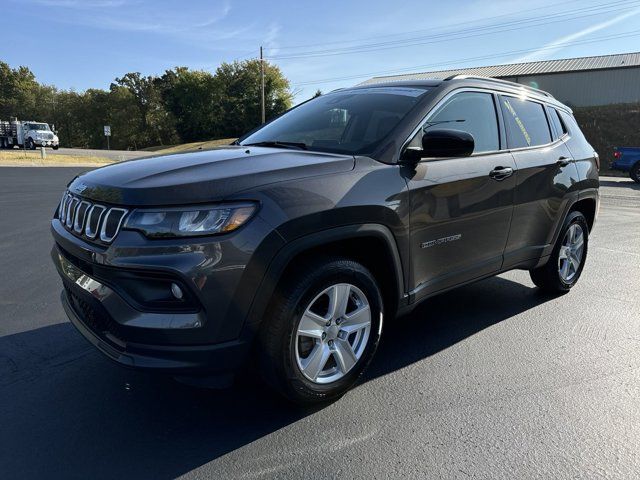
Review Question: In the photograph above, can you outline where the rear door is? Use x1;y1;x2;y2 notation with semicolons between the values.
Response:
406;90;517;301
499;95;580;268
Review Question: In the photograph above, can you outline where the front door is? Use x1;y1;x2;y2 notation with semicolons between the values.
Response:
406;91;516;301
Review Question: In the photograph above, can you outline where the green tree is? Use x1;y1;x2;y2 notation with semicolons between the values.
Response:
0;62;41;119
158;67;223;142
0;57;292;150
112;72;178;147
213;59;292;137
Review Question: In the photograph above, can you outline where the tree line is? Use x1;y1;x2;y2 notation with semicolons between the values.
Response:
0;59;293;150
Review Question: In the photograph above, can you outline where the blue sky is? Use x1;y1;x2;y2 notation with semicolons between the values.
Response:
4;0;640;102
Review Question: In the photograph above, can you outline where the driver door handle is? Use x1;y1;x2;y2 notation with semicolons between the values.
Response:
557;156;571;167
489;166;514;181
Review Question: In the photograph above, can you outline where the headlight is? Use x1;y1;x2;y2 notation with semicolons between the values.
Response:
123;203;257;238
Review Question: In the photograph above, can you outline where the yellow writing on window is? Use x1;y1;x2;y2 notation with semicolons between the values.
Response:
503;99;531;146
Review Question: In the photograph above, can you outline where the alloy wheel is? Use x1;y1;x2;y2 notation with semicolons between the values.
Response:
558;223;585;282
295;283;371;384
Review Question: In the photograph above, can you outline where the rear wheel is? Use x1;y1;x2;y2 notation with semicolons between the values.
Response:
530;211;589;293
630;162;640;183
257;258;383;404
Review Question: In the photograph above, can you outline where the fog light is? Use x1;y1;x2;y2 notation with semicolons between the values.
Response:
170;283;184;300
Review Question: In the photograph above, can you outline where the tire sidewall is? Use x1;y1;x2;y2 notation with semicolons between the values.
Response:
631;163;640;183
282;261;383;402
554;211;589;290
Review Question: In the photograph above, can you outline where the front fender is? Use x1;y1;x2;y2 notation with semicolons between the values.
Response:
240;223;406;336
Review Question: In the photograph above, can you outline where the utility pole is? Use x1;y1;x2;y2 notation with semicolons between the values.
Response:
260;46;265;124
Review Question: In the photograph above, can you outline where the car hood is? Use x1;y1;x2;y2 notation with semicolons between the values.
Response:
68;146;355;206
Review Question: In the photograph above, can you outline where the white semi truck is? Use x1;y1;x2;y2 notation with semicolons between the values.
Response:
0;118;60;150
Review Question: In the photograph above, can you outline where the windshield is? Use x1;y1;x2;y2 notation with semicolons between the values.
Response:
26;123;50;131
240;86;431;155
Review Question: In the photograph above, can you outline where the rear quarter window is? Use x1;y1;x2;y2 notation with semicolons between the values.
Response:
548;108;567;140
500;96;552;149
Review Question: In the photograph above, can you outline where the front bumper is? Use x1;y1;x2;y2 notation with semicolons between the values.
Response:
56;248;252;374
35;139;59;147
51;208;284;374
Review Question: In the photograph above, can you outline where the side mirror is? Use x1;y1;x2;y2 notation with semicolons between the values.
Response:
403;129;475;162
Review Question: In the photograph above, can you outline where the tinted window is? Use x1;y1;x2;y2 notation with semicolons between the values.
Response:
548;108;567;140
500;97;552;148
240;86;430;155
558;110;588;143
410;91;499;153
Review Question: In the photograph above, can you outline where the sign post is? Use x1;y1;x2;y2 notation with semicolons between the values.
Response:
104;125;111;150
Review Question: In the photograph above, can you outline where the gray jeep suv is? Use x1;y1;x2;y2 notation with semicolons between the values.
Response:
51;76;599;404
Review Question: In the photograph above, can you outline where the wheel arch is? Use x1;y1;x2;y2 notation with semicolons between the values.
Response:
243;224;407;335
570;196;597;232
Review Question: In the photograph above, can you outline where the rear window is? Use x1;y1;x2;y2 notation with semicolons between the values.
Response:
500;96;552;148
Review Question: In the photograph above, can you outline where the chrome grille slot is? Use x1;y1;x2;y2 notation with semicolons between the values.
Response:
74;201;91;233
100;208;128;243
85;204;106;239
59;193;67;219
65;197;79;228
57;190;128;244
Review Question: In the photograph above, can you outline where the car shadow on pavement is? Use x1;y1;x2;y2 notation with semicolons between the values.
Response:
0;275;555;479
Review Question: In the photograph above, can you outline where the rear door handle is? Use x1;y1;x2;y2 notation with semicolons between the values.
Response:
557;156;571;167
489;166;514;181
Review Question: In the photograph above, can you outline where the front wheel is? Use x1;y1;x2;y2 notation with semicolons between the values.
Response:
630;163;640;184
26;138;35;150
257;258;383;404
530;211;589;293
52;145;59;150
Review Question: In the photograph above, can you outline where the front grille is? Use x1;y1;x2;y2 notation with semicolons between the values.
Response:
58;191;128;244
65;285;125;344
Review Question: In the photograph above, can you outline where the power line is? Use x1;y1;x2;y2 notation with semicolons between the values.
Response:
291;30;640;87
267;0;640;59
264;0;590;51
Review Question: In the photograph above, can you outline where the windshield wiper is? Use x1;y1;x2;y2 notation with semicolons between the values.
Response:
244;141;308;150
423;119;466;129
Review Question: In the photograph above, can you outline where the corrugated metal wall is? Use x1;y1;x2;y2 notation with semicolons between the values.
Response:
502;68;640;107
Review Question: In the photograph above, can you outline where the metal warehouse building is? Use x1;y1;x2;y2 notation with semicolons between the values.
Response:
361;52;640;107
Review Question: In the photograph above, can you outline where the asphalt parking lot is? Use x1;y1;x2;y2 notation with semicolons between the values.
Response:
1;168;639;479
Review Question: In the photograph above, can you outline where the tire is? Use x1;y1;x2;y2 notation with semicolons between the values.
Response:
630;162;640;184
257;257;383;404
530;211;589;293
52;145;59;150
27;138;35;150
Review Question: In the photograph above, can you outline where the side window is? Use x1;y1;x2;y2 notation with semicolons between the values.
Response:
558;110;588;143
500;96;552;148
548;108;567;140
410;91;500;153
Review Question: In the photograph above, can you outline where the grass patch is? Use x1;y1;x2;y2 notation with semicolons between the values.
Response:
143;138;236;155
0;151;112;167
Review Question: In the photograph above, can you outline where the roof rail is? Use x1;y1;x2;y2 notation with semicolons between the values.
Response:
443;75;554;98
